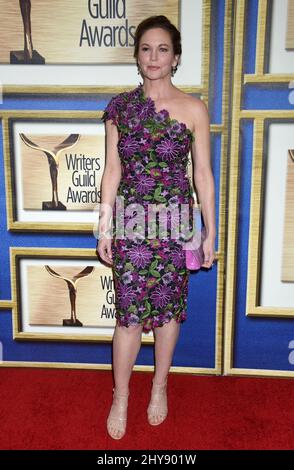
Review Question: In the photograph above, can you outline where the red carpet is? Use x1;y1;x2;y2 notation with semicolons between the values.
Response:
0;368;293;450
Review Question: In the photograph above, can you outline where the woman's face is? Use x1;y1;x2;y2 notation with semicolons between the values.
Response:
137;27;179;80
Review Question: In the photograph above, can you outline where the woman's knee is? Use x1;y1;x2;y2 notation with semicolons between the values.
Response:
116;323;143;335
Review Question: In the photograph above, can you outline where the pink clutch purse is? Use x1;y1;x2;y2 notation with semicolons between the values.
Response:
185;227;206;270
185;207;206;270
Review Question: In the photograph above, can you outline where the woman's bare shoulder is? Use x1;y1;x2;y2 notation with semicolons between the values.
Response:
174;86;206;107
173;88;209;128
179;90;208;111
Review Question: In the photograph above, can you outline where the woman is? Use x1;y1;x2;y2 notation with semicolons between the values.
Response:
97;15;216;440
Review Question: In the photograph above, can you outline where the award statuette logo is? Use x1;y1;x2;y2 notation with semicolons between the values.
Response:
10;0;45;64
20;133;80;210
45;265;95;327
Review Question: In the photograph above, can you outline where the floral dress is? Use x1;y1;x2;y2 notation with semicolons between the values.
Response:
101;82;195;333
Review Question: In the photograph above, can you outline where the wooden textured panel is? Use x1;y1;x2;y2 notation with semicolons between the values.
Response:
27;264;116;327
286;0;294;49
20;134;103;210
281;150;294;281
0;0;178;63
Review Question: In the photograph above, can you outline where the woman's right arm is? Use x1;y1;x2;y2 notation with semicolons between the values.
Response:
96;118;122;265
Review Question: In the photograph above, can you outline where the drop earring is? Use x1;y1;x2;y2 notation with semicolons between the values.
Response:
137;63;142;75
171;64;178;77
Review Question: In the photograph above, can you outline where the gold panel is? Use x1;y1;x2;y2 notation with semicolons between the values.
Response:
282;150;294;281
286;0;294;49
21;134;103;211
2;111;105;232
0;0;178;64
10;246;154;344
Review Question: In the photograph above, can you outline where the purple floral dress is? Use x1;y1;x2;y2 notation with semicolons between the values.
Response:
101;82;195;333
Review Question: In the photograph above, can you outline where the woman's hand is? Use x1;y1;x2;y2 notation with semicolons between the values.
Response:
202;235;215;269
96;238;113;266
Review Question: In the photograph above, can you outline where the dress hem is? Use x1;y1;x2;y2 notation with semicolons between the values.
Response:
115;310;187;334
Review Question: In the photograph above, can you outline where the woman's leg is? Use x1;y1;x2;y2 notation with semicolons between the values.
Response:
113;323;143;392
148;318;180;425
153;318;180;383
107;323;143;439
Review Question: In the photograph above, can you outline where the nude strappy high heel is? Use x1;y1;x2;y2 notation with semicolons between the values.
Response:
107;388;129;440
147;378;168;426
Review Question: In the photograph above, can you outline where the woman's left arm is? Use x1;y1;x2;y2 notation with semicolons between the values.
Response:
190;98;216;268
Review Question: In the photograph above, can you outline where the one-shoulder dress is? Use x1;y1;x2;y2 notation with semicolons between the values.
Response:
101;82;195;333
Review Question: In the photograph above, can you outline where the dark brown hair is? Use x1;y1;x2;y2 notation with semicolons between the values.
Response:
133;15;182;63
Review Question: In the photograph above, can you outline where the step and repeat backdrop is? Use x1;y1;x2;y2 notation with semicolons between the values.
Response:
0;0;292;378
